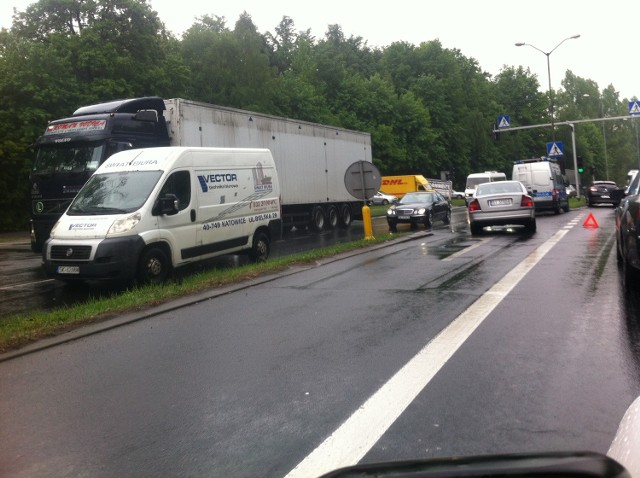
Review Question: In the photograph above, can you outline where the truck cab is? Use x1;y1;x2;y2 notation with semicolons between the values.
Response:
29;97;170;252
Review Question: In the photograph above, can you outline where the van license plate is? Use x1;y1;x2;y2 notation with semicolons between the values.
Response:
57;266;79;274
601;194;610;198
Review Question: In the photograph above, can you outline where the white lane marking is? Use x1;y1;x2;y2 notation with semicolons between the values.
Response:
442;238;491;262
0;279;55;291
284;229;569;478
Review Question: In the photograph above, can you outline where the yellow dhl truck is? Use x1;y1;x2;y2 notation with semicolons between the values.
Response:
380;175;431;199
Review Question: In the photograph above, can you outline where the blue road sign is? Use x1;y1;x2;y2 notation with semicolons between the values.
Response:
497;115;510;128
546;141;564;158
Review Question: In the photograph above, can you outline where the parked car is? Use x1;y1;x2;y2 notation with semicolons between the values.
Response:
616;172;640;284
386;191;451;232
587;180;624;207
467;180;536;235
369;191;398;206
566;184;577;198
452;190;465;200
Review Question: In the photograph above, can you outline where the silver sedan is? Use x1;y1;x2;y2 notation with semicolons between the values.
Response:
467;180;536;235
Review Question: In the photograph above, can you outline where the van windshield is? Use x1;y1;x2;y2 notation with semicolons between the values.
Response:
466;177;489;189
67;171;163;215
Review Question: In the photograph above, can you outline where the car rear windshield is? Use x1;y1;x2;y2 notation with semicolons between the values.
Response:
477;182;522;195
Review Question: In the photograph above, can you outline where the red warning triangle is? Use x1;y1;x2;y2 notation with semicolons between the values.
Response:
583;213;599;228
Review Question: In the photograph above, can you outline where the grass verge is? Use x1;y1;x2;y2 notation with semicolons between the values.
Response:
0;234;402;353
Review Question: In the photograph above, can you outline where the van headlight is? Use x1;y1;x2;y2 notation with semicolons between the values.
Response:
108;212;141;234
49;221;60;238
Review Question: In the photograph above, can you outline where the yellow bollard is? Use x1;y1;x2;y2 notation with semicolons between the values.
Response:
362;204;374;240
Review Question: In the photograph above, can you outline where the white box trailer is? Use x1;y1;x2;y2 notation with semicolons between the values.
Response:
163;98;373;230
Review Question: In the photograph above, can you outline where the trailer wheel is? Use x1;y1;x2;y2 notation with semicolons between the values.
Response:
137;247;170;284
326;205;339;229
338;204;352;228
249;231;270;262
310;206;325;231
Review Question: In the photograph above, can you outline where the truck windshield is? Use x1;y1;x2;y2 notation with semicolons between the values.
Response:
32;142;105;175
68;171;163;215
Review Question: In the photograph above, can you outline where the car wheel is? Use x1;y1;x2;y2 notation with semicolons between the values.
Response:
470;223;483;236
249;231;270;262
443;208;451;225
524;218;537;233
137;246;170;284
616;236;623;263
424;210;433;229
382;199;389;205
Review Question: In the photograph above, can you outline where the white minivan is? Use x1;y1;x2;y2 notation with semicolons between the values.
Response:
512;157;569;214
43;147;282;283
464;171;507;204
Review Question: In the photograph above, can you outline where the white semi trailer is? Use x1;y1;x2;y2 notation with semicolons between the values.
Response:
163;98;373;231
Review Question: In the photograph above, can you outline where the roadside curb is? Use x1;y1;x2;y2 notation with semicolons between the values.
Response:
0;230;430;362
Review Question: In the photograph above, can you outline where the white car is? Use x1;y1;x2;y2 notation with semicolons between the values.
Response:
369;191;398;205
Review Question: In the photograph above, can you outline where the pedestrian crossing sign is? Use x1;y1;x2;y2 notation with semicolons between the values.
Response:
497;115;510;128
546;141;564;158
629;101;640;116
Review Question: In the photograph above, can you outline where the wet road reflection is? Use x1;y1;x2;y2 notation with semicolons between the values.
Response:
2;214;459;318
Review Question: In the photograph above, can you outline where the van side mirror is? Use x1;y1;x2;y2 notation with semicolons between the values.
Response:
153;194;179;216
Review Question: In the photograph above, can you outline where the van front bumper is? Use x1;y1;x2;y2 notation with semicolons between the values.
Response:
43;235;146;281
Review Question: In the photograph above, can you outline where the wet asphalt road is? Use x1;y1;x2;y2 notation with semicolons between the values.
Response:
1;206;640;477
0;212;462;319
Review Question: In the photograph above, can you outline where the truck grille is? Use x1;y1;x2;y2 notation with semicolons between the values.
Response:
50;245;92;260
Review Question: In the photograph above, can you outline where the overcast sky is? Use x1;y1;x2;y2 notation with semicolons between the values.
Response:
2;0;638;102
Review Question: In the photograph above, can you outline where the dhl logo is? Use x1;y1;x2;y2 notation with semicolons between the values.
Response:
381;179;407;185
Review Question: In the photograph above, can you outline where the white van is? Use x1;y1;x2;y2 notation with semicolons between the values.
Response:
512;157;569;214
43;147;282;283
464;171;507;204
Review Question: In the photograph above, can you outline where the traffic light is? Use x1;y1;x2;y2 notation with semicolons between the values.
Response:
577;156;584;174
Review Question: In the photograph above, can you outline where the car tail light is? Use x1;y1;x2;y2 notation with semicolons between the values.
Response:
521;196;534;208
468;199;481;211
552;188;557;200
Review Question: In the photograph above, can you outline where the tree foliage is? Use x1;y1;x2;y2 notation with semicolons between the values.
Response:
0;0;637;231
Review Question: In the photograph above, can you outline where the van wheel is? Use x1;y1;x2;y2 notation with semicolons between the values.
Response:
310;206;325;231
326;205;339;229
137;247;170;284
249;232;270;262
339;204;352;228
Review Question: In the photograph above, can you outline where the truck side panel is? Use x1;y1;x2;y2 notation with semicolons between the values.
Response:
164;98;372;206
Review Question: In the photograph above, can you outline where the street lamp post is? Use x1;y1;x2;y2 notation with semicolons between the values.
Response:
583;93;609;180
515;35;581;142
